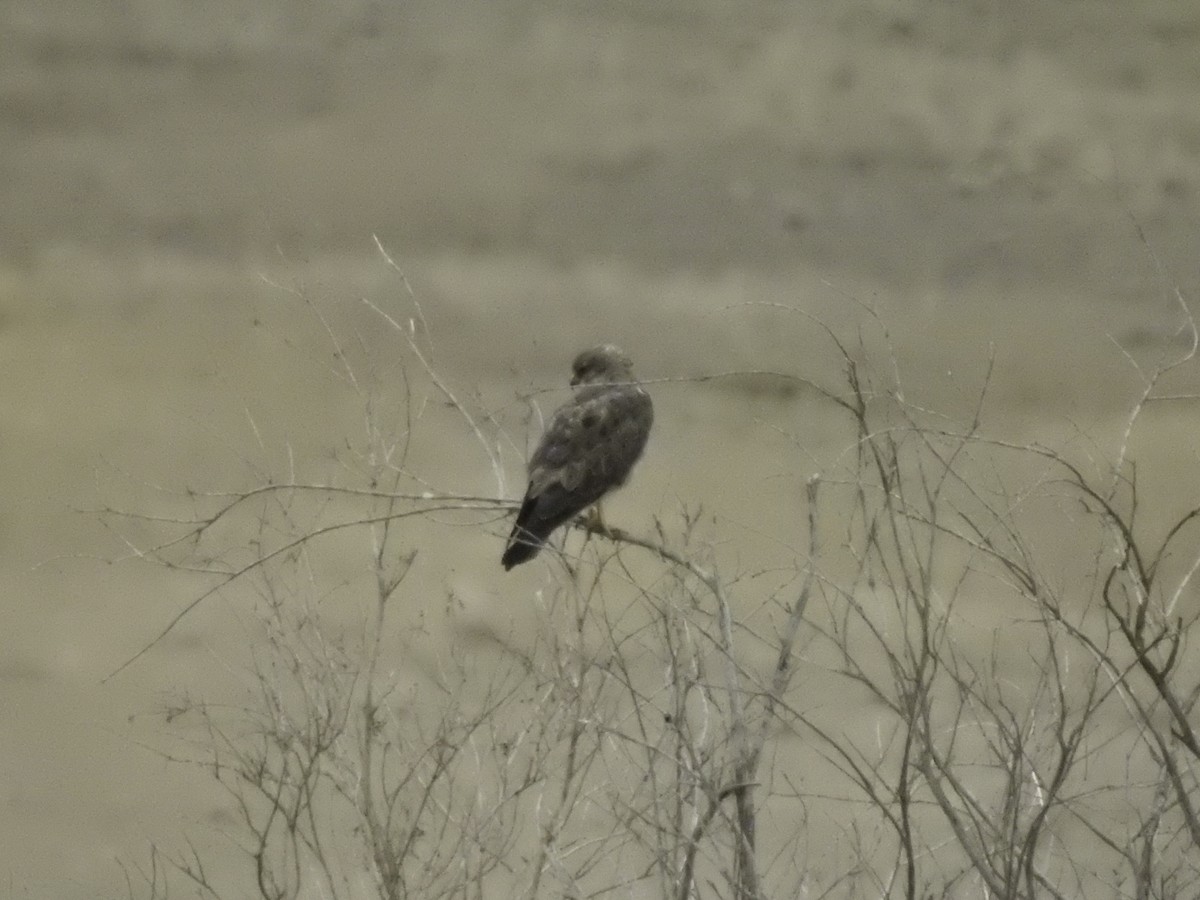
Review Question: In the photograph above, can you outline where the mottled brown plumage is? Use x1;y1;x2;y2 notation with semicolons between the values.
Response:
502;345;653;569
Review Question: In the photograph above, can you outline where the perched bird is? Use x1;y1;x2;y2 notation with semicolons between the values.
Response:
502;344;653;570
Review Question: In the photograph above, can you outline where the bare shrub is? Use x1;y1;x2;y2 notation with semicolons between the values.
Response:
112;247;1200;899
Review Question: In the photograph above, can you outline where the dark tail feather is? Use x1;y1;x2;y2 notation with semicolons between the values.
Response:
502;495;549;570
501;530;544;569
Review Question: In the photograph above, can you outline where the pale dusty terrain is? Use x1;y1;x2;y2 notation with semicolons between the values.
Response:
2;1;1200;896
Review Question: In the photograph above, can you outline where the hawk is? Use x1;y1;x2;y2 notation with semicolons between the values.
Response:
502;344;653;570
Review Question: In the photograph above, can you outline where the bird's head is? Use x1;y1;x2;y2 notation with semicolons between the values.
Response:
570;344;635;386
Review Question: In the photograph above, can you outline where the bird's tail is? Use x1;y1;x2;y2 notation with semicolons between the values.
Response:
502;495;550;570
501;529;543;569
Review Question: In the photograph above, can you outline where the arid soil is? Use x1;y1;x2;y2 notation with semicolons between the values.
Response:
2;1;1200;895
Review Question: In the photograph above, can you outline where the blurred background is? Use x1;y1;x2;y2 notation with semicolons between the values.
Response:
2;0;1199;895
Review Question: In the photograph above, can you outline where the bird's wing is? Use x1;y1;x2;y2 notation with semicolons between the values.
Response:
503;383;651;569
527;385;652;514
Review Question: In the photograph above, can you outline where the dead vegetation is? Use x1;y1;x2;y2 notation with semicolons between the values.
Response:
111;248;1200;899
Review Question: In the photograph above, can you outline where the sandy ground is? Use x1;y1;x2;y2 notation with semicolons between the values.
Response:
2;0;1200;895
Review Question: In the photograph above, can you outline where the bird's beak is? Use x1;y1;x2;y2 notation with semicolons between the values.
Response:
569;374;581;387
